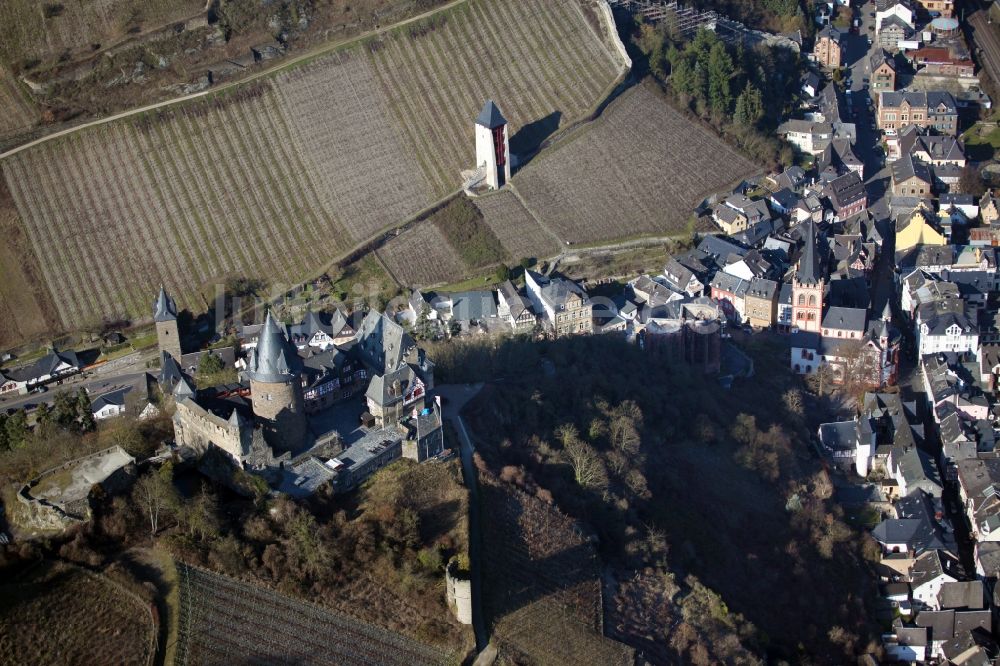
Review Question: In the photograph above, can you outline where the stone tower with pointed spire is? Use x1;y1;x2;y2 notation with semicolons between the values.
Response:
245;312;308;453
475;100;510;190
153;286;182;361
792;220;825;333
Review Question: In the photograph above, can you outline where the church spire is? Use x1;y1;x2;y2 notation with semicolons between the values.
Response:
796;220;823;286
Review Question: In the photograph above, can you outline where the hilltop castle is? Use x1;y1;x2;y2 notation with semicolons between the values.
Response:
156;287;442;494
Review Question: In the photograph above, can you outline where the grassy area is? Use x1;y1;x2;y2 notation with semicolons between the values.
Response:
431;195;508;269
435;272;504;293
329;254;400;308
962;123;1000;162
559;243;677;283
0;561;154;665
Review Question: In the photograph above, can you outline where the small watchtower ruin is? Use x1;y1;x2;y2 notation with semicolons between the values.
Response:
475;100;511;190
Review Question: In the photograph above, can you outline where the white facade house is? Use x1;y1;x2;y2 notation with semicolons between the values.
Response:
90;387;131;421
918;312;978;356
910;551;960;610
496;281;536;331
475;100;511;190
876;3;914;32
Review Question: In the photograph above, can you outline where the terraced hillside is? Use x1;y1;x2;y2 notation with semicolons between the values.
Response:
0;562;155;665
0;0;623;340
0;68;37;141
175;563;452;666
515;82;758;244
0;0;203;70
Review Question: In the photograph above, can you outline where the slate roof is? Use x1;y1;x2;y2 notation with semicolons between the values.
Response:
822;306;867;333
476;100;507;129
796;220;823;286
286;311;333;343
922;310;976;337
448;290;498;322
910;550;961;591
90;386;131;413
899;126;966;163
746;277;778;300
826;171;866;211
365;364;418;408
771;187;799;211
779;281;793;306
892;152;932;185
528;271;590;311
698;235;747;260
355;310;417;374
869;48;897;71
498;280;532;320
153;285;177;323
709;271;749;297
818;420;858;453
790;330;820;350
879;90;958;115
938;581;985;610
244;311;302;383
772;166;807;191
17;348;82;383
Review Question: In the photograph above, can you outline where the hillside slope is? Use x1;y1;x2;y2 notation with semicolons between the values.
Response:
0;0;623;341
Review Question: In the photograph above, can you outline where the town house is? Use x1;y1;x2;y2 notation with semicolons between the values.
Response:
878;91;959;136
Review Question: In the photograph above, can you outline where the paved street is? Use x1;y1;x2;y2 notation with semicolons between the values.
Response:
0;371;148;414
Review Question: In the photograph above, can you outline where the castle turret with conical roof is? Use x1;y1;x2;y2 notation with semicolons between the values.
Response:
246;312;308;453
153;286;182;360
475;99;511;190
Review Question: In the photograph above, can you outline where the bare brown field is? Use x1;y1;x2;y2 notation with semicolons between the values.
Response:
478;472;633;664
0;67;37;140
0;179;57;348
515;82;758;244
472;190;562;262
377;223;468;287
0;561;154;665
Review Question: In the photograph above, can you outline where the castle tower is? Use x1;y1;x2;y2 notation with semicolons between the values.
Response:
153;286;182;361
475;100;511;190
245;312;308;453
792;220;825;333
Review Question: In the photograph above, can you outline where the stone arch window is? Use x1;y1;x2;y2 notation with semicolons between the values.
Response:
808;295;817;306
798;294;806;305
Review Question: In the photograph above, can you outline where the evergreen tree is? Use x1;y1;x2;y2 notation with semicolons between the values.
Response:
707;42;734;116
52;390;78;430
5;409;28;450
734;83;764;127
34;402;51;427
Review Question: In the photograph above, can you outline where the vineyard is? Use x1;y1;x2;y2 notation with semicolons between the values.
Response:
0;0;623;336
472;190;562;263
478;472;632;664
0;68;36;140
175;563;452;666
515;82;758;244
0;562;155;665
378;223;469;287
368;0;621;193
